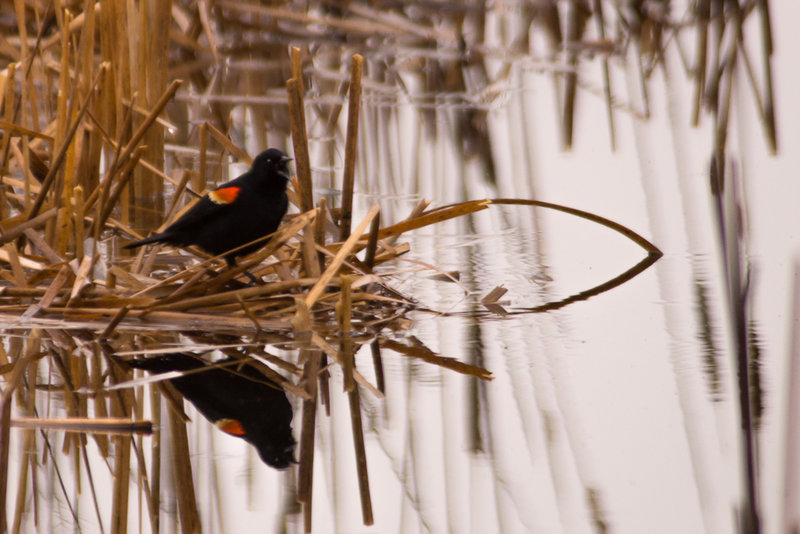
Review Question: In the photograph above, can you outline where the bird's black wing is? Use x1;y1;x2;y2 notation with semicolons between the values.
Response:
155;177;247;243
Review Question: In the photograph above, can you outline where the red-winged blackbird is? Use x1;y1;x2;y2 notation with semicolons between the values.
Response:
124;148;292;267
126;353;296;469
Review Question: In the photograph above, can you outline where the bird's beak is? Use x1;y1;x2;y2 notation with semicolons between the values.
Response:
281;156;293;164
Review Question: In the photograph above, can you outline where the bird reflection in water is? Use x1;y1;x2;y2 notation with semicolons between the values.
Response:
127;353;296;469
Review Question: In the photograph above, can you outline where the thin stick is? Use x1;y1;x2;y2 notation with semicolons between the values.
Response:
0;207;59;245
10;417;153;435
314;197;327;272
100;305;130;338
168;406;201;533
199;122;208;190
339;54;363;240
0;342;36;533
287;50;313;213
204;122;250;163
294;297;318;532
364;210;380;269
337;275;354;392
489;198;661;254
348;382;373;525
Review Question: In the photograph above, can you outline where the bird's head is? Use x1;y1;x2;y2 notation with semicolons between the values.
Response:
253;148;292;182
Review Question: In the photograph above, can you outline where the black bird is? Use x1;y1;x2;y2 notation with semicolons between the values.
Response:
124;148;292;267
127;353;296;469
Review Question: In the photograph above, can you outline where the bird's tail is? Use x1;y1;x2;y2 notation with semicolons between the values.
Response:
122;232;169;249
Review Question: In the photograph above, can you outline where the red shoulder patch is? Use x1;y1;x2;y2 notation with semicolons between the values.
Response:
208;186;240;205
216;418;246;436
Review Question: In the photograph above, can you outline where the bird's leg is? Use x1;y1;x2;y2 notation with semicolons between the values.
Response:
226;257;260;286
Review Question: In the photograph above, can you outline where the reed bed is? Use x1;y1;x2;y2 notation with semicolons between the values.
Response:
0;45;496;534
0;1;777;533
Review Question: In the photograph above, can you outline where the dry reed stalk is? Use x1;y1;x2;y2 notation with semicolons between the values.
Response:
3;242;26;287
301;225;321;278
0;397;9;534
709;161;760;530
73;186;85;262
11;352;39;532
363;210;381;269
0;65;17;196
294;297;318;531
0;121;53;142
288;48;313;213
28;64;107;219
310;334;382;399
204;122;251;163
230;356;309;400
198;122;208;191
68;254;94;302
489;198;662;254
561;0;589;149
90;344;111;457
22;227;64;266
236;294;263;330
322;200;488;249
168;407;201;534
11;406;33;532
758;1;777;152
101;305;130;339
6;141;34;206
162;169;193;227
314;197;327;271
0;208;58;245
0;287;50;298
216;0;408;37
590;0;616;149
40;3;101;49
9;417;153;435
369;340;385;395
88;104;132;242
337;275;355;392
339;54;363;241
21;263;71;319
96;145;148;230
83;115;187;193
348;376;373;525
0;334;33;533
381;339;493;380
148;386;161;534
323;0;457;41
336;274;374;523
96;78;183;231
152;268;214;301
55;10;72;149
67;308;294;332
305;205;380;309
692;0;710;126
